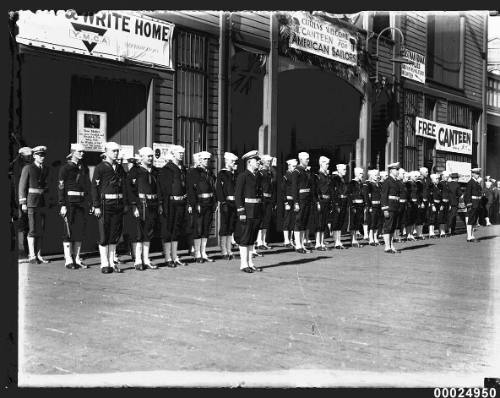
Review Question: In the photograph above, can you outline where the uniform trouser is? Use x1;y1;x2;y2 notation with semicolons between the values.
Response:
428;206;439;227
349;204;365;232
28;207;47;238
315;200;331;233
161;200;186;242
282;201;295;231
369;206;383;231
219;202;237;236
97;204;124;245
134;203;158;242
406;201;418;226
438;203;449;226
294;200;312;231
234;218;261;246
260;199;273;229
396;202;407;230
467;205;480;226
194;204;213;239
331;200;347;231
62;203;86;242
383;210;398;234
448;206;458;233
417;201;428;225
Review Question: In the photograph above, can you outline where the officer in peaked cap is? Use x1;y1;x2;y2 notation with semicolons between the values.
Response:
256;154;276;251
91;141;128;274
127;146;160;271
281;158;298;249
187;150;216;263
18;145;50;264
58;143;91;269
380;162;401;254
314;156;331;251
158;145;188;267
464;167;482;242
234;150;263;273
331;163;348;249
216;152;239;260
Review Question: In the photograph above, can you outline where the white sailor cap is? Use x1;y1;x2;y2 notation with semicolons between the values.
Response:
171;145;185;153
138;147;154;157
379;171;388;177
298;152;309;159
32;145;47;154
242;150;260;161
198;151;212;159
104;142;120;151
286;158;298;166
419;166;428;173
224;152;238;161
354;167;364;174
319;156;330;163
471;167;481;174
388;162;400;170
368;169;379;176
430;173;439;180
70;143;85;152
18;147;32;156
441;170;450;176
336;163;346;170
261;154;273;162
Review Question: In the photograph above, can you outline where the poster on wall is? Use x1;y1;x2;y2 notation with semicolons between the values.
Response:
446;160;471;183
153;142;175;168
77;110;107;152
119;145;134;163
16;10;174;69
401;48;426;84
415;117;472;155
288;12;358;66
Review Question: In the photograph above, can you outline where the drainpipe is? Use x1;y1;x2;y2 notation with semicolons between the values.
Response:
479;12;488;176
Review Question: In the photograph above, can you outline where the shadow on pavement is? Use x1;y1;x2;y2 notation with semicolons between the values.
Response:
476;235;499;242
261;255;331;269
399;243;434;252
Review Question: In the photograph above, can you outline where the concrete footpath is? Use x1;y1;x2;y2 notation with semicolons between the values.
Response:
18;226;500;387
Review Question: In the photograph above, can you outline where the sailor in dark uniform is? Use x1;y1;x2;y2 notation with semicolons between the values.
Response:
428;173;441;239
331;163;348;249
280;158;297;248
187;150;216;263
216;152;238;260
291;152;314;254
18;145;50;264
447;172;462;235
158;145;188;267
418;166;431;239
124;153;141;262
394;168;408;242
314;156;331;250
58;143;90;269
234;150;263;273
256;154;275;250
406;171;419;241
365;169;383;246
362;177;370;242
438;171;451;237
91;141;128;274
381;162;401;254
12;146;32;256
127;146;160;271
347;166;365;248
464;167;483;242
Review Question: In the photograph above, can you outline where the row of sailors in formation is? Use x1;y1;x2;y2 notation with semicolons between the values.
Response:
15;143;485;274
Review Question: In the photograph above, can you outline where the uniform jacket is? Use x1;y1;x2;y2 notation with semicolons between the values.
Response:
259;168;276;203
18;163;50;208
281;170;294;204
347;178;365;205
91;160;128;208
57;160;91;206
408;181;419;204
216;168;237;204
291;165;314;204
421;176;431;202
186;166;215;208
158;162;187;210
439;180;450;203
397;179;408;201
464;177;482;208
235;169;262;219
447;181;461;206
366;181;382;207
381;176;400;212
127;165;160;207
430;183;442;206
315;171;331;202
330;173;348;207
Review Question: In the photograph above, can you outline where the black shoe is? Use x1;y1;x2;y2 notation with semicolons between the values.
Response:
351;242;363;248
384;249;395;254
195;257;204;263
369;242;377;246
315;246;327;251
65;262;75;269
173;259;186;267
285;243;294;249
241;267;253;273
467;238;478;243
144;262;158;270
101;266;113;274
295;248;307;254
252;252;263;257
165;260;175;268
203;257;215;263
134;263;144;271
249;266;263;272
113;265;123;273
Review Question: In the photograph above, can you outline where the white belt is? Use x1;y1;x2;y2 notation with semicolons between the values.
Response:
226;195;235;200
411;198;417;202
139;193;157;200
263;193;272;198
423;199;428;202
399;199;407;203
433;199;440;203
299;188;310;193
471;196;481;200
320;195;330;199
442;199;449;202
388;195;399;200
371;200;380;204
170;195;186;200
286;195;293;200
352;199;364;204
67;191;84;196
104;194;123;199
245;198;261;203
198;193;213;198
339;195;347;199
28;188;44;194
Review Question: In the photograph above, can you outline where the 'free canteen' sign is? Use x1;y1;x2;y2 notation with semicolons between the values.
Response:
415;117;472;155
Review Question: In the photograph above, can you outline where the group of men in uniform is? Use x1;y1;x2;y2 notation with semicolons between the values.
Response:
14;142;491;274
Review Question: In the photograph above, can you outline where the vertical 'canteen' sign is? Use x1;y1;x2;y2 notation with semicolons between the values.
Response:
415;117;472;155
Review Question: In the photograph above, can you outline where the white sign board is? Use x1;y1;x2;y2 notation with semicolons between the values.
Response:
415;117;473;155
401;48;426;84
77;110;107;152
119;145;134;163
16;10;174;69
153;142;175;168
446;160;471;183
288;12;357;66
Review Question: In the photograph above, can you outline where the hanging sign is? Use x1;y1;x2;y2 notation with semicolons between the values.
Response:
16;10;174;69
77;110;107;152
401;48;426;84
288;12;357;66
415;117;472;155
153;142;175;168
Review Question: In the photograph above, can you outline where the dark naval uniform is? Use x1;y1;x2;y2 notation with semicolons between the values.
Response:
91;160;128;245
421;175;431;226
315;171;331;233
407;180;419;226
291;165;314;231
260;168;276;230
158;162;188;242
57;160;90;242
438;179;450;227
464;177;482;226
12;156;31;251
127;165;160;242
396;179;408;232
280;170;295;231
18;163;50;238
234;169;262;245
347;178;365;233
366;180;383;234
381;176;400;234
429;183;442;227
331;172;348;231
216;168;237;236
447;180;462;234
187;166;216;239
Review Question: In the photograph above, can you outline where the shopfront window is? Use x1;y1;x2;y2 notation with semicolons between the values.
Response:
175;30;208;166
402;90;420;171
447;102;478;165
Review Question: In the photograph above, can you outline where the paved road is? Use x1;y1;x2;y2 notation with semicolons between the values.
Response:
18;226;500;387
